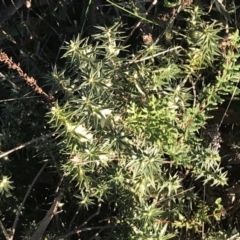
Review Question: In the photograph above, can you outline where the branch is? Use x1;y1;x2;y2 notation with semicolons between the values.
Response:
54;225;117;240
30;191;63;240
0;132;57;159
78;203;102;229
0;219;10;240
8;162;48;240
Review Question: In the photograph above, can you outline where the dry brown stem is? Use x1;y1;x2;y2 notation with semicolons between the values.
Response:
30;191;63;240
0;51;54;104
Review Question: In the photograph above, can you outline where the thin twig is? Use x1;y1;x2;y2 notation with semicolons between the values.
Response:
106;0;157;25
227;233;240;240
89;226;107;240
9;162;48;240
54;203;102;240
0;219;10;240
0;0;25;24
0;132;57;159
0;96;42;102
68;205;81;231
155;3;182;43
122;0;157;46
134;81;146;97
191;80;196;107
128;46;182;64
156;187;195;206
79;203;102;229
53;225;117;240
233;1;237;30
202;184;206;239
219;78;239;128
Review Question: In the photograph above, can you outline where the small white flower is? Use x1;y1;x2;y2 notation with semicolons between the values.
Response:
99;155;108;161
66;122;75;132
75;125;93;142
100;109;112;117
114;114;121;122
51;107;56;111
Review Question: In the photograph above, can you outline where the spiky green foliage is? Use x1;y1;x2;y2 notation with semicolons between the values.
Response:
46;19;240;238
1;1;240;239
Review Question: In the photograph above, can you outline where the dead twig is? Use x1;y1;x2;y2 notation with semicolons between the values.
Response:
0;51;54;104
